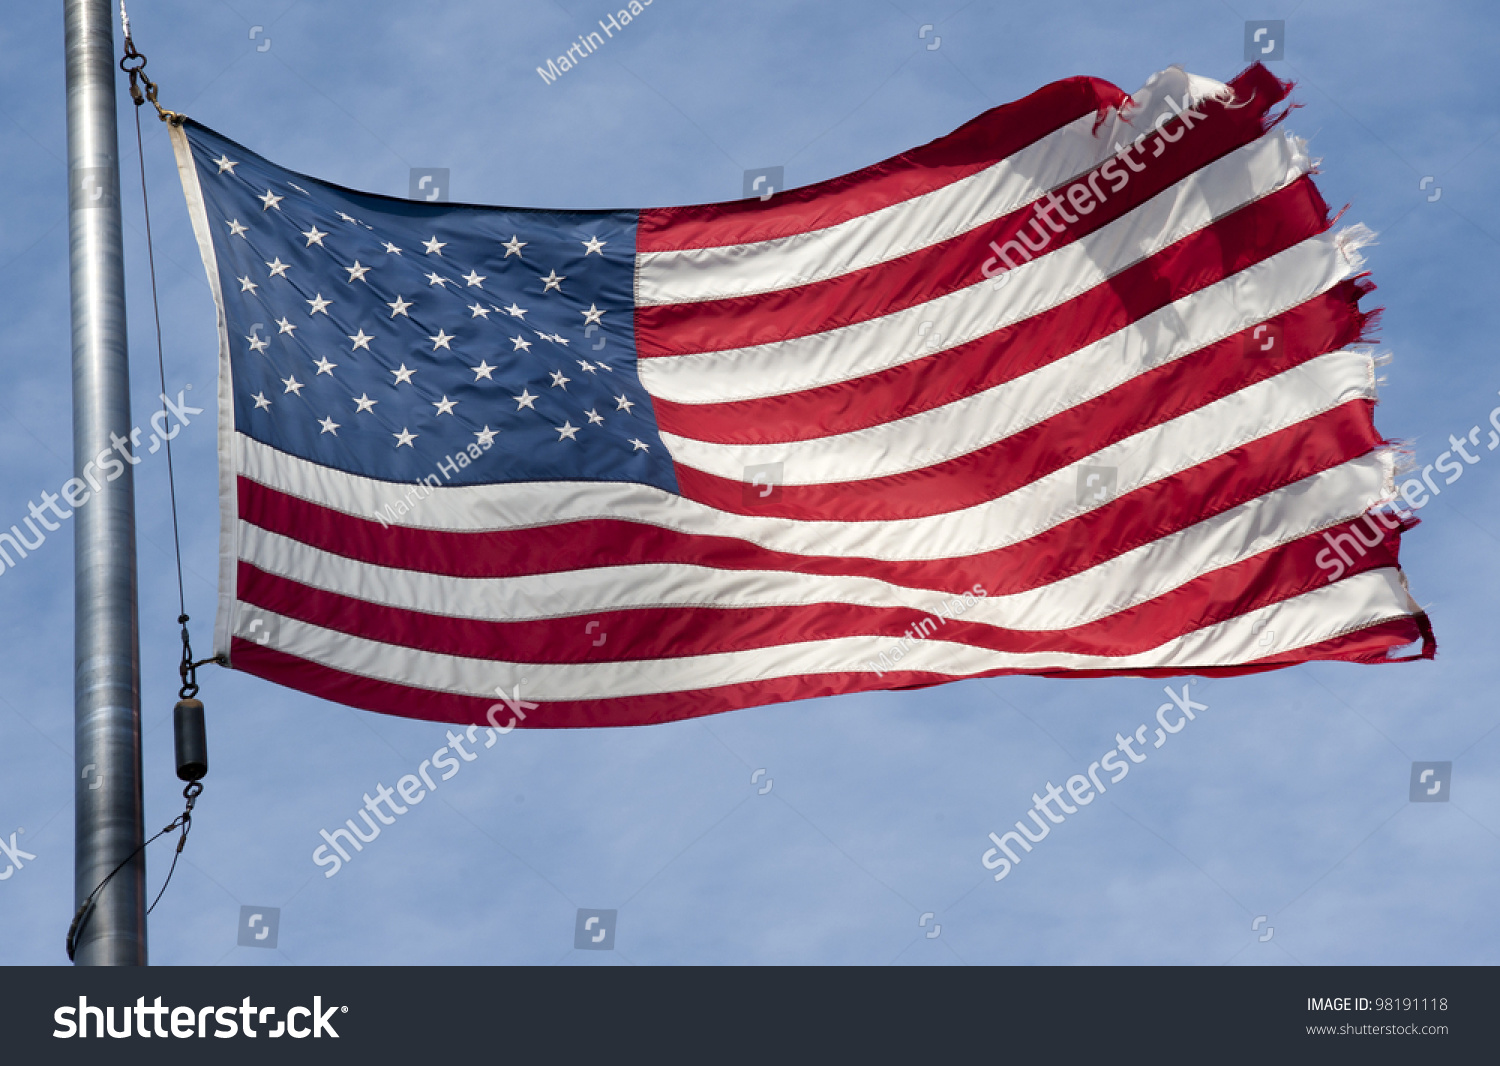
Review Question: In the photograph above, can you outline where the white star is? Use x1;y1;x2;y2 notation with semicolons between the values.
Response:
429;330;454;350
282;375;304;395
387;295;413;317
307;293;332;315
382;241;402;255
246;333;270;354
237;275;258;294
585;408;604;425
468;303;491;318
349;329;373;351
577;360;597;374
556;421;579;441
426;271;451;287
391;364;416;385
432;396;458;416
422;236;446;255
214;154;238;174
275;316;296;335
393;428;417;448
514;389;537;410
581;304;606;326
539;269;564;293
345;261;371;283
549;370;570;389
259;189;283;211
288;182;309;196
502;235;526;258
503;303;528;319
314;356;337;376
337;211;360;224
462;270;486;287
252;392;271;410
615;394;635;414
511;335;532;352
225;219;248;239
629;438;650;452
471;360;495;380
475;425;498;446
318;416;340;435
302;225;327;247
595;361;614;372
581;235;606;255
266;257;290;278
353;393;377;413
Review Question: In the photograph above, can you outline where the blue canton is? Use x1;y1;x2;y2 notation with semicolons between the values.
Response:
185;122;676;493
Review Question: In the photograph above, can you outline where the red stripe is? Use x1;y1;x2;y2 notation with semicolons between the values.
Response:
653;180;1341;446
236;515;1403;664
229;610;1430;729
237;401;1381;599
636;76;1133;254
637;71;1288;357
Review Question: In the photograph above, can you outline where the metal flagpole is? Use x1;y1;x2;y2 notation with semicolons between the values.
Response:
65;0;147;966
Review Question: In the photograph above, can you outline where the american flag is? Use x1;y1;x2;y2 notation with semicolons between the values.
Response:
173;63;1432;729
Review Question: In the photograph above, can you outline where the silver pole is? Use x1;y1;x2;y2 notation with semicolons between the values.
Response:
65;0;146;966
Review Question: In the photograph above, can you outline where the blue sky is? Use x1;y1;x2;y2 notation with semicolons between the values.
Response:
2;0;1498;965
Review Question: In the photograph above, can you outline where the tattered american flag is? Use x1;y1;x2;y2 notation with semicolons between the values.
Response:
174;62;1433;729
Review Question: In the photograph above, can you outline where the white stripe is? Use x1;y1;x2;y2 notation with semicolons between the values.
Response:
232;570;1420;701
638;131;1312;403
238;452;1394;633
663;348;1373;485
637;73;1229;305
